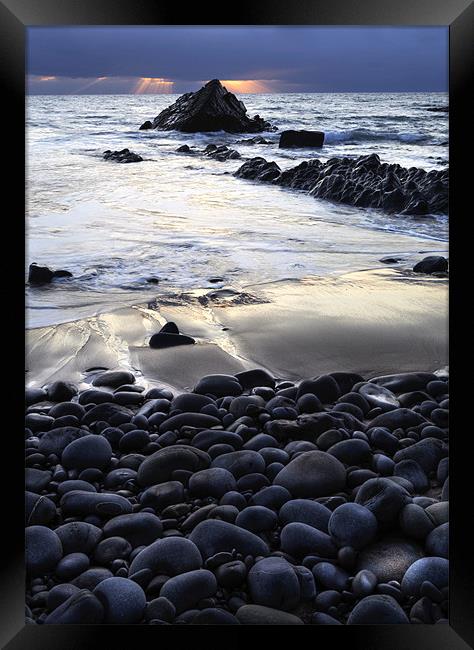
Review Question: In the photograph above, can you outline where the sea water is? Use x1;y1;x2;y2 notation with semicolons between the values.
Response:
26;92;448;327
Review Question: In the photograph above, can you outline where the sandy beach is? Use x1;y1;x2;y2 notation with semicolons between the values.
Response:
26;267;448;391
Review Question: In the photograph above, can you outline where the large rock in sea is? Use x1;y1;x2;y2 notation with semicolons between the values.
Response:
279;130;324;148
141;79;274;133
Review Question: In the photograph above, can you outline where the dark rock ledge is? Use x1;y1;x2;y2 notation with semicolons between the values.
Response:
234;154;448;216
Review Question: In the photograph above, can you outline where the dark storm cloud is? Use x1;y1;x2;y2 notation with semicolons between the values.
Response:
27;26;448;93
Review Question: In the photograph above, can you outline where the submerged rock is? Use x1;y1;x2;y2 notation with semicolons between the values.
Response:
143;79;274;133
28;263;73;285
103;148;143;163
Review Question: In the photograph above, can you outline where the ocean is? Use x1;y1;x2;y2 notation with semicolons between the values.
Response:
26;92;448;328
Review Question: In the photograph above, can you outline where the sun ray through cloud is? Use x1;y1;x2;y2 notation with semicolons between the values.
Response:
74;76;109;93
219;79;275;93
133;77;174;94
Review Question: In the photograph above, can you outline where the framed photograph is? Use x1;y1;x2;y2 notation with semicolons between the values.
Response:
1;0;472;647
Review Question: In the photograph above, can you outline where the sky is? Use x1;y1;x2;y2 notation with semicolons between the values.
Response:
27;26;448;95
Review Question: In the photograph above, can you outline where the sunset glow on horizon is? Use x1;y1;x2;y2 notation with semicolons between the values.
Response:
134;77;174;94
219;80;273;93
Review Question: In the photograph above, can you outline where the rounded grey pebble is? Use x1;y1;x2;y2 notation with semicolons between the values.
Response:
347;594;409;624
26;526;63;577
94;577;146;623
248;557;300;611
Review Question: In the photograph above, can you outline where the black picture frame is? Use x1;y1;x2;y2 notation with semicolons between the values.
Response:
1;0;471;647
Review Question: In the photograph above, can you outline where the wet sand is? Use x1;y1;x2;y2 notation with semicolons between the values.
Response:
26;268;448;391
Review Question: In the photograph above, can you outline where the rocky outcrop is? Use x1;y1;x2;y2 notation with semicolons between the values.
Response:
103;149;143;163
28;263;73;285
237;136;273;145
141;79;274;133
149;322;195;349
279;130;324;148
413;256;448;274
235;153;448;216
177;143;241;162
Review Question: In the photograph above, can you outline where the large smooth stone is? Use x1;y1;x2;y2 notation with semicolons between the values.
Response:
354;478;410;525
194;374;243;397
92;370;135;388
401;557;449;597
249;485;291;510
191;430;242;451
236;605;303;625
399;504;436;540
393;438;447;474
72;568;113;590
25;468;52;493
94;577;146;623
369;408;426;431
369;372;437;393
38;426;87;456
328;503;378;549
394;459;429;493
140;481;184;510
278;499;331;532
235;368;275;389
188;468;237;498
129;537;202;576
327;439;372;465
280;522;337;559
235;506;277;532
248;557;300;611
81;403;134;427
25;492;56;525
347;595;409;624
62;435;112;470
189;520;269;559
60;490;133;518
211;450;265;478
359;383;399;411
45;590;104;624
356;537;424;583
170;393;214;413
103;513;163;547
273;451;346;497
296;375;340;402
46;380;78;402
160;569;217;613
137;446;210;486
312;562;350;591
158;412;221;432
55;522;103;554
425;523;449;559
193;609;240;624
26;526;63;577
